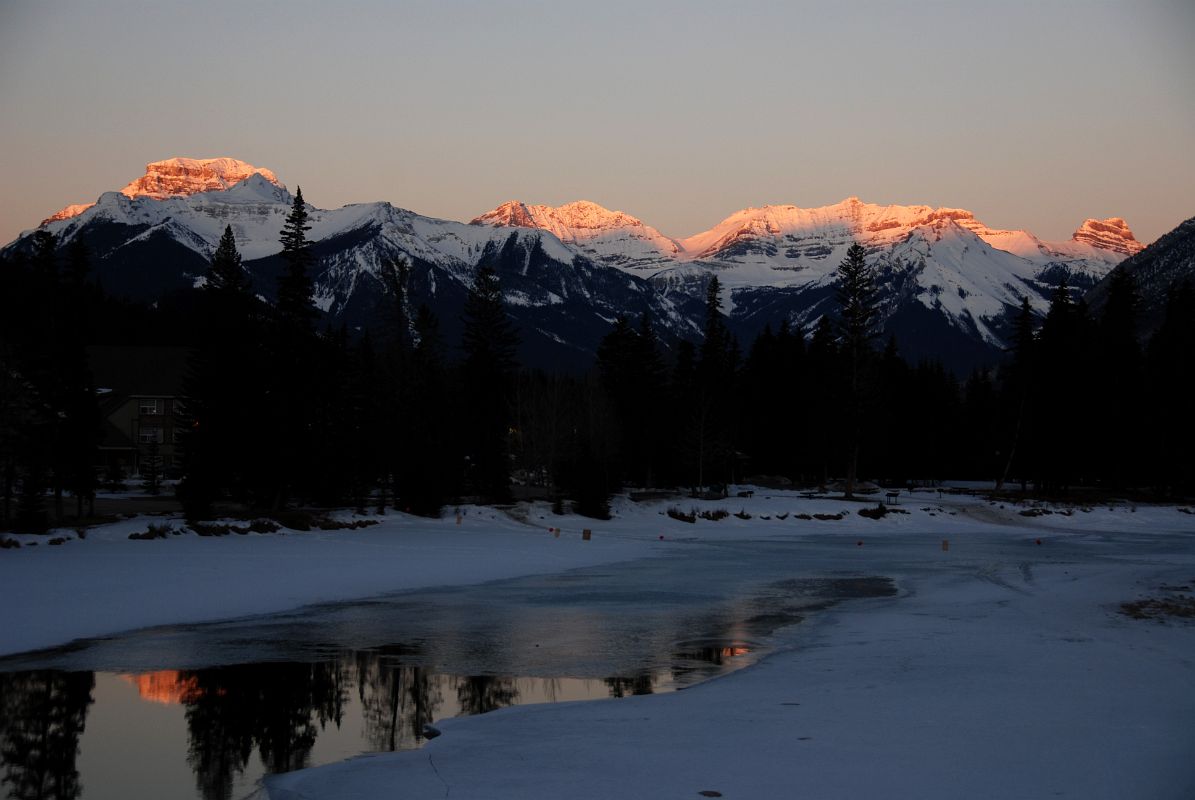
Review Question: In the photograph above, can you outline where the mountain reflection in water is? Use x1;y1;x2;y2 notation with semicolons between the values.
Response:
0;556;894;800
0;644;752;800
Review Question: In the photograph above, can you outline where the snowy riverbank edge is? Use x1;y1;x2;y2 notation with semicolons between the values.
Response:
3;492;1194;798
262;496;1195;800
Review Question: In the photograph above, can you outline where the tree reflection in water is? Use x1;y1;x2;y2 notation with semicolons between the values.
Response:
604;674;654;698
455;675;519;716
182;661;347;800
0;670;94;800
355;648;443;752
0;639;742;800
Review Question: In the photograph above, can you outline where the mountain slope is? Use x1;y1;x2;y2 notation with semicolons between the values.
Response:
1086;215;1195;336
476;195;1138;369
7;169;699;369
471;200;682;270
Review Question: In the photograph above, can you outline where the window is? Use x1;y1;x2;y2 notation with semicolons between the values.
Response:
139;427;164;444
139;398;162;415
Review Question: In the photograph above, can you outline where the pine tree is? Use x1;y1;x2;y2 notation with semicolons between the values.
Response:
1097;270;1142;487
596;312;668;488
179;227;262;517
277;187;316;331
807;316;839;485
31;229;58;280
997;296;1037;491
66;237;91;286
141;436;163;495
462;266;519;376
402;304;451;516
631;311;667;487
208;225;251;296
685;276;737;491
375;256;413;509
835;243;880;497
1145;280;1195;494
1035;279;1088;492
263;186;320;508
460;266;520;502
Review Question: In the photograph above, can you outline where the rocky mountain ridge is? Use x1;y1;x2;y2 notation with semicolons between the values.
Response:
7;157;1155;371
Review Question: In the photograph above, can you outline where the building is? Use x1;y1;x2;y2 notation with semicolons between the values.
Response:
89;346;190;480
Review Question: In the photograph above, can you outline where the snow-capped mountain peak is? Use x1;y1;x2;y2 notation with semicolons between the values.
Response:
121;157;283;199
1071;217;1142;257
472;200;539;229
42;157;284;224
471;199;682;269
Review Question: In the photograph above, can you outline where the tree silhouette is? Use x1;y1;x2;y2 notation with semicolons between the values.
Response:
0;670;95;800
460;266;519;502
835;243;879;497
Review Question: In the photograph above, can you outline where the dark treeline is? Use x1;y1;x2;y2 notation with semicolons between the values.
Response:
3;214;1194;531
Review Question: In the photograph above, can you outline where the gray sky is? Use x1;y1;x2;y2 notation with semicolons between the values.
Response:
1;0;1192;246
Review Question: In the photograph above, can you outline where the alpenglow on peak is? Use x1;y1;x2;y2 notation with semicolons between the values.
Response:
42;157;284;224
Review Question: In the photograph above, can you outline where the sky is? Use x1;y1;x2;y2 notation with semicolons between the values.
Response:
1;0;1192;246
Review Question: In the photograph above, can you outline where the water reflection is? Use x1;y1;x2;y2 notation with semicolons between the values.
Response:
182;662;348;800
0;642;751;800
0;671;94;800
0;562;895;800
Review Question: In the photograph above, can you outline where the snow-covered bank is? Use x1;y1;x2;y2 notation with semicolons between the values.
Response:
261;496;1195;800
5;491;1195;799
0;505;657;658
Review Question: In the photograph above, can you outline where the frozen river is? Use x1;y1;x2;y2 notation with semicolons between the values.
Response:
4;494;1193;800
0;537;895;800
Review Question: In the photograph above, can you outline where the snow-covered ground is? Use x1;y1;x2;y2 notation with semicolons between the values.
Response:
4;491;1194;799
0;505;655;658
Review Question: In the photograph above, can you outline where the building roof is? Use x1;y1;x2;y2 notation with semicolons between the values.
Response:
87;346;191;397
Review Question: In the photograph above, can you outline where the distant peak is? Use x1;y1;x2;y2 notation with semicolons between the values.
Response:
1072;217;1143;256
471;200;537;228
41;157;284;224
472;200;648;231
122;157;283;200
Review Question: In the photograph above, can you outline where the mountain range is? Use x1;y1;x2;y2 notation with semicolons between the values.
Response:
5;157;1166;372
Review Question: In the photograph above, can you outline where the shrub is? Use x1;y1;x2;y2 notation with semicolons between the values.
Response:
699;509;729;521
312;517;379;531
734;510;752;520
129;522;173;540
0;538;20;549
667;507;696;524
